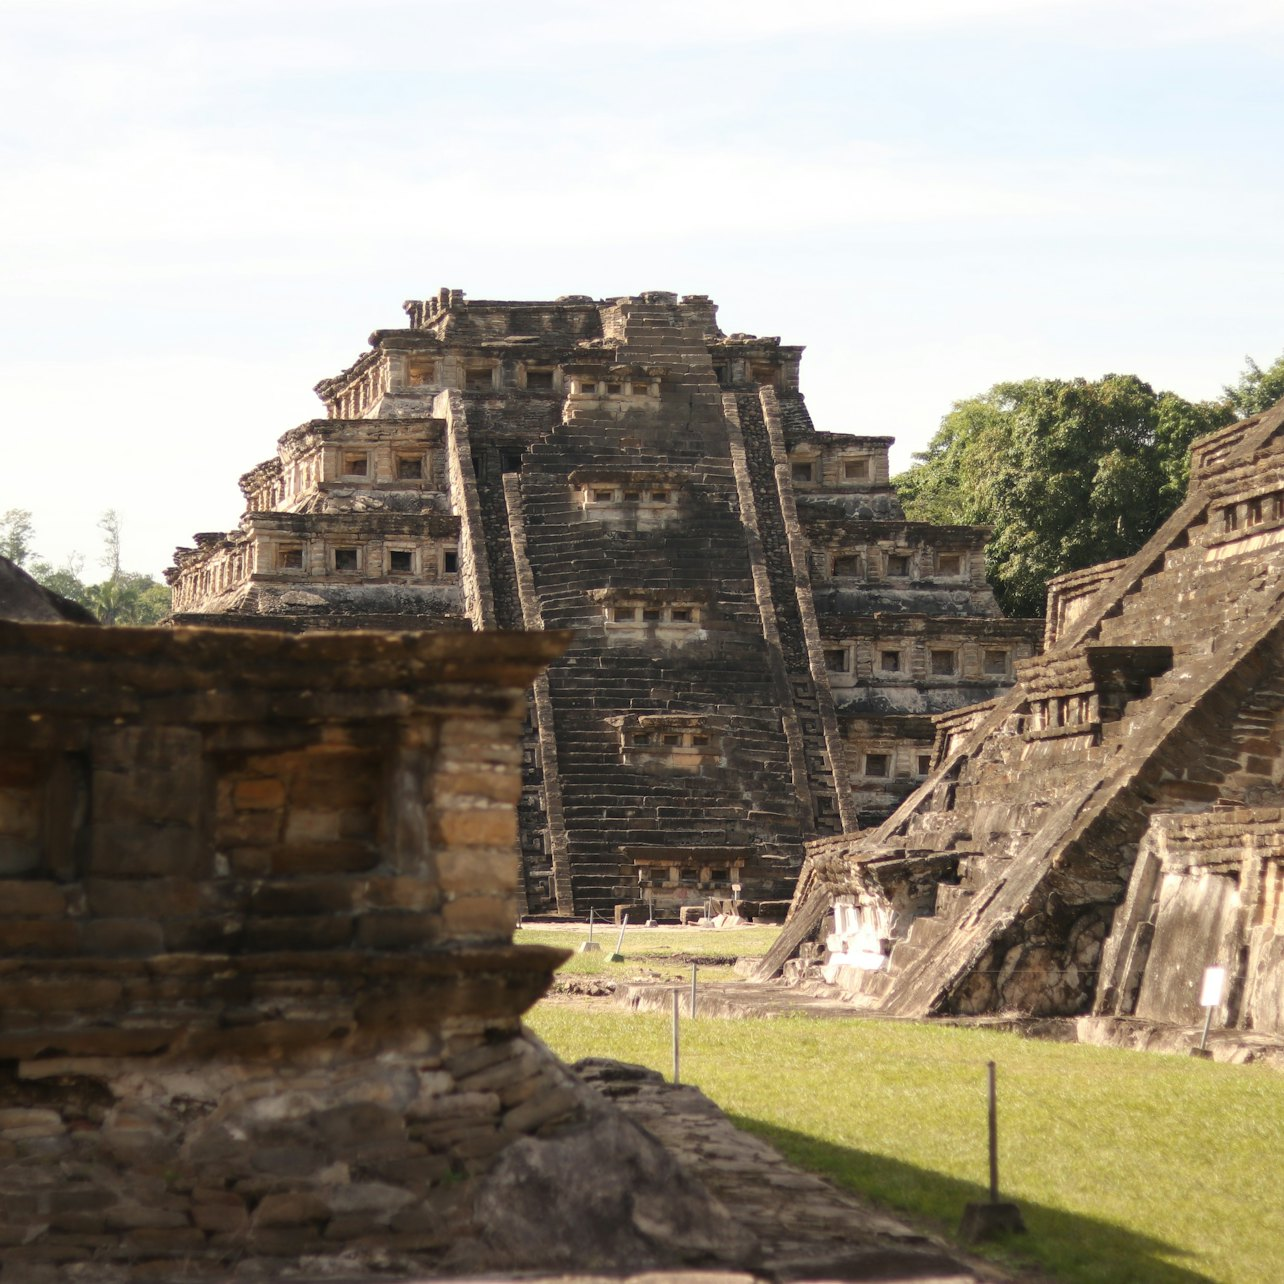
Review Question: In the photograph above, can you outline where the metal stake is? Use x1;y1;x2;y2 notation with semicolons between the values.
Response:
987;1060;999;1204
578;905;601;954
1198;1003;1214;1052
959;1060;1025;1241
605;913;628;962
690;961;698;1017
672;988;680;1084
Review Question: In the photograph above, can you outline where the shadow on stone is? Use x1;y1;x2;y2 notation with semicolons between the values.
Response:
451;1080;757;1273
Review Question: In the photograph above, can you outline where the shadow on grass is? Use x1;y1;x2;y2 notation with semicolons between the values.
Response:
729;1115;1214;1284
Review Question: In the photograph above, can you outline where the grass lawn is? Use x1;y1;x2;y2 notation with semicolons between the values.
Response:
529;997;1284;1284
515;922;782;983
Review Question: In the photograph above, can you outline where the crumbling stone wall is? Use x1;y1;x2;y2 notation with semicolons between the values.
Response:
777;398;1284;1032
171;288;1036;917
0;618;625;1279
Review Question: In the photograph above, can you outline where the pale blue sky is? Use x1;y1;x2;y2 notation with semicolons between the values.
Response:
3;0;1282;577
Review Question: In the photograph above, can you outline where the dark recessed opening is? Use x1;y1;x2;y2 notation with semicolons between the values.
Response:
865;753;890;778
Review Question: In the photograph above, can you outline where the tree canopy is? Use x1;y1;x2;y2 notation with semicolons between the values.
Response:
1224;351;1284;419
0;508;171;625
894;372;1245;616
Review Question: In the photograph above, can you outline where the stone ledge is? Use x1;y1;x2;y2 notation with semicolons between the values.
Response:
0;945;570;1059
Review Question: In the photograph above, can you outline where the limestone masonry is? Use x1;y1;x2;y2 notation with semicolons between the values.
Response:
170;289;1040;918
767;397;1284;1041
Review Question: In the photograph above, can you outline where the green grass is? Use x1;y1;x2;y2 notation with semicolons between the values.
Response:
528;1005;1284;1284
515;923;781;983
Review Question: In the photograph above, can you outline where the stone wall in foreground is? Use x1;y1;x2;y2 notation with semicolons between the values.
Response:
0;618;658;1279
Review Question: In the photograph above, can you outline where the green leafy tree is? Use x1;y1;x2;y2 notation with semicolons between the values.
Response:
108;570;171;624
896;375;1233;616
28;554;93;609
98;509;123;579
2;509;171;624
0;509;36;567
1224;351;1284;419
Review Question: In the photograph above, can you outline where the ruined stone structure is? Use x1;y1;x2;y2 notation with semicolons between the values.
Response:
0;612;777;1278
768;399;1284;1041
0;615;587;1274
169;289;1039;917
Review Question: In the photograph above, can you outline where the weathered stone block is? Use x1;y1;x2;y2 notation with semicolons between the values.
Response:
0;789;39;837
0;920;77;956
0;836;40;876
79;918;165;957
85;877;202;919
241;915;354;952
283;809;344;844
436;846;518;898
88;823;205;879
249;878;355;918
431;809;515;849
232;777;287;811
362;876;439;911
442;896;514;938
355;913;440;951
434;770;523;805
271;840;381;876
253;1191;330;1227
217;806;283;848
191;1199;248;1234
91;769;199;828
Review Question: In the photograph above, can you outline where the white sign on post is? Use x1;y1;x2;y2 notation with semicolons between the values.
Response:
1200;966;1226;1008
